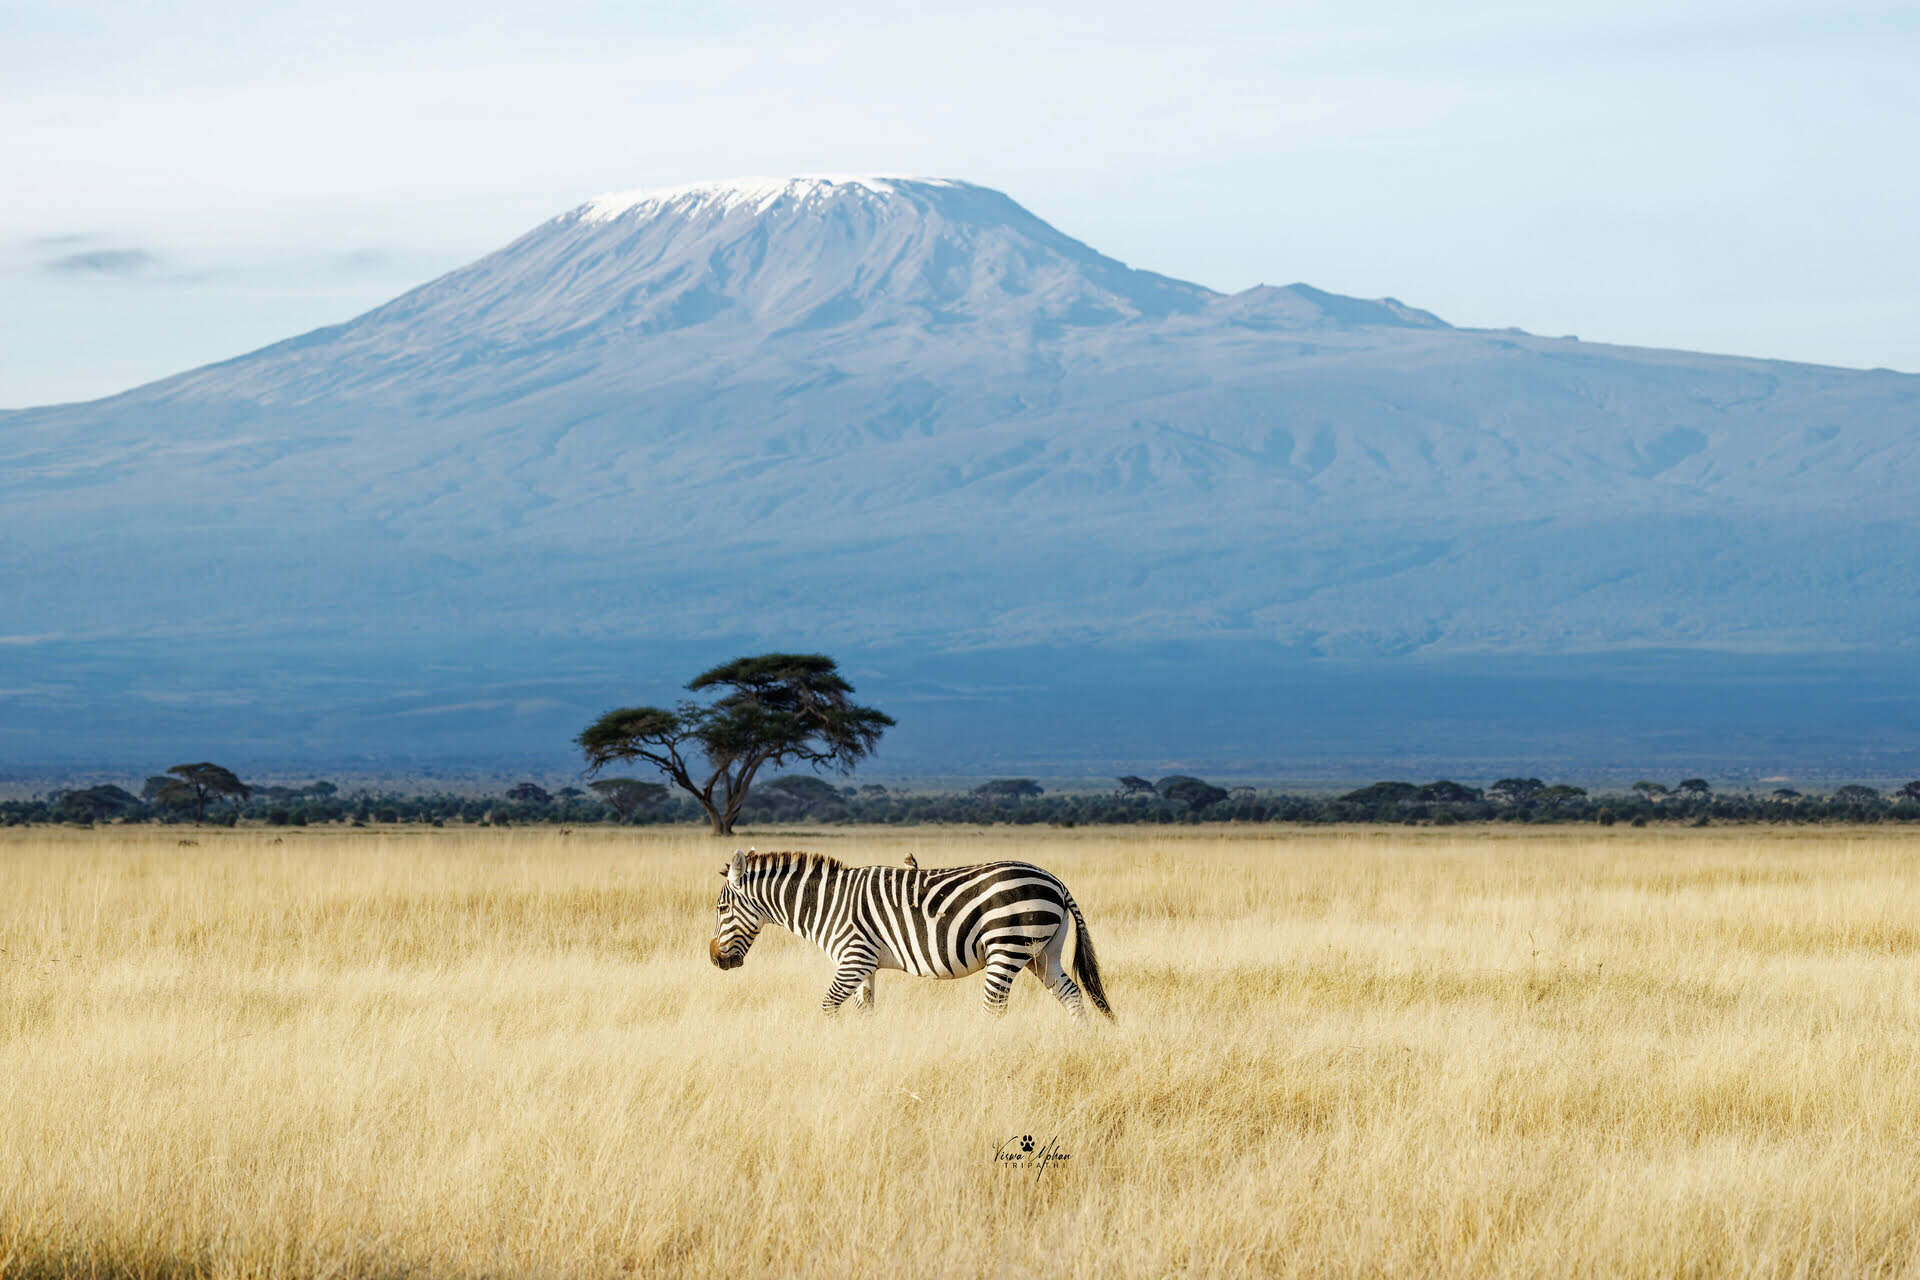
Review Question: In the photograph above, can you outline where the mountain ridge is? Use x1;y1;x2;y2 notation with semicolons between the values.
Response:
3;175;1918;768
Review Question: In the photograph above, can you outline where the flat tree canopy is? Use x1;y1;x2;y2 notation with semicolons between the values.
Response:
577;653;892;836
974;779;1044;799
55;785;142;822
1489;778;1548;803
1159;775;1230;810
158;762;251;825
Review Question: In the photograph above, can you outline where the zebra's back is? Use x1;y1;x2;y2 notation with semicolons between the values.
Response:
852;861;1072;978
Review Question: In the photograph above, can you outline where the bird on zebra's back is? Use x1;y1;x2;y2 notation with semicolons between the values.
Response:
903;853;917;868
709;848;1113;1021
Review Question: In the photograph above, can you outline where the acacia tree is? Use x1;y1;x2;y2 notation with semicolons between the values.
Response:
576;653;893;836
158;762;251;825
55;785;142;823
1159;775;1229;811
1489;777;1547;805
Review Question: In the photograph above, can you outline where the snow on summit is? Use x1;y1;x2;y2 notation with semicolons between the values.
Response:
577;175;966;221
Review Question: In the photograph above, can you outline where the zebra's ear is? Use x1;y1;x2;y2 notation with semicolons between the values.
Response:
728;849;748;879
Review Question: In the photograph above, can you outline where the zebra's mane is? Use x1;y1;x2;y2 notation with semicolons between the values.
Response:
741;849;845;876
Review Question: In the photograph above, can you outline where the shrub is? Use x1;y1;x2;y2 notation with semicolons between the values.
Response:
1159;776;1230;810
1341;781;1418;805
1415;781;1481;804
974;779;1044;800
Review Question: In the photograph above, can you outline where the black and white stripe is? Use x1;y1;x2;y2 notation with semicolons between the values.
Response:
709;850;1114;1020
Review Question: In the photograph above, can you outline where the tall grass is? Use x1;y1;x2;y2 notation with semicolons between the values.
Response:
4;824;1919;1277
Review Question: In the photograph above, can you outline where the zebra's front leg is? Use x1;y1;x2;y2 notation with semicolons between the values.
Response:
980;951;1029;1016
853;972;877;1013
822;954;878;1017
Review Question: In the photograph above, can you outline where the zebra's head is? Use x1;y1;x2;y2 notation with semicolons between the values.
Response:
710;849;760;971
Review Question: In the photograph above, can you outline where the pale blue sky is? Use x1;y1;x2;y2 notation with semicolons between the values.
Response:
3;0;1916;406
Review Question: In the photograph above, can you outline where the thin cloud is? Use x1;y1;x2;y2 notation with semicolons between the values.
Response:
24;241;420;284
337;248;393;272
40;247;158;277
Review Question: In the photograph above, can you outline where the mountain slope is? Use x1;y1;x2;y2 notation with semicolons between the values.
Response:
3;175;1918;768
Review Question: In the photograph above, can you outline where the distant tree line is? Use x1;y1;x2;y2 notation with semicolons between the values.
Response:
10;770;1920;829
15;654;1920;833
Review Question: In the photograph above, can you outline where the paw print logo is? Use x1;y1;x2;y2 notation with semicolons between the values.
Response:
1020;1135;1034;1153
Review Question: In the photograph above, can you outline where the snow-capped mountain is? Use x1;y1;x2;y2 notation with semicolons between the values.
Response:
4;175;1918;770
146;177;1217;407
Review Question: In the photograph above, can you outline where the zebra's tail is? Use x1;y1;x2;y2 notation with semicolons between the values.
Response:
1066;895;1115;1021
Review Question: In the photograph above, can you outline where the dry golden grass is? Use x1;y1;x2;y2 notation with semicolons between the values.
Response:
4;822;1920;1278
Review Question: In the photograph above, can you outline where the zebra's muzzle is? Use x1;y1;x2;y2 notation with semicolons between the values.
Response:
709;938;743;970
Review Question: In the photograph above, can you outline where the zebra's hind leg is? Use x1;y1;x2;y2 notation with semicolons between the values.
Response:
980;950;1030;1016
1031;947;1087;1022
853;972;877;1013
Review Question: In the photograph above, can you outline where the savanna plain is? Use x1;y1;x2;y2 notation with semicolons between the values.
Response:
4;822;1920;1278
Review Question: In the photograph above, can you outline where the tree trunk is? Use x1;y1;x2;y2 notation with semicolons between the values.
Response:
702;799;733;836
716;759;764;836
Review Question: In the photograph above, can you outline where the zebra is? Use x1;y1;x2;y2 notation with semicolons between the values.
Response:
709;849;1114;1021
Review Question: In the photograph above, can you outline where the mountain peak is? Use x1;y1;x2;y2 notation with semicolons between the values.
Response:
576;175;966;222
338;174;1219;361
124;177;1492;413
